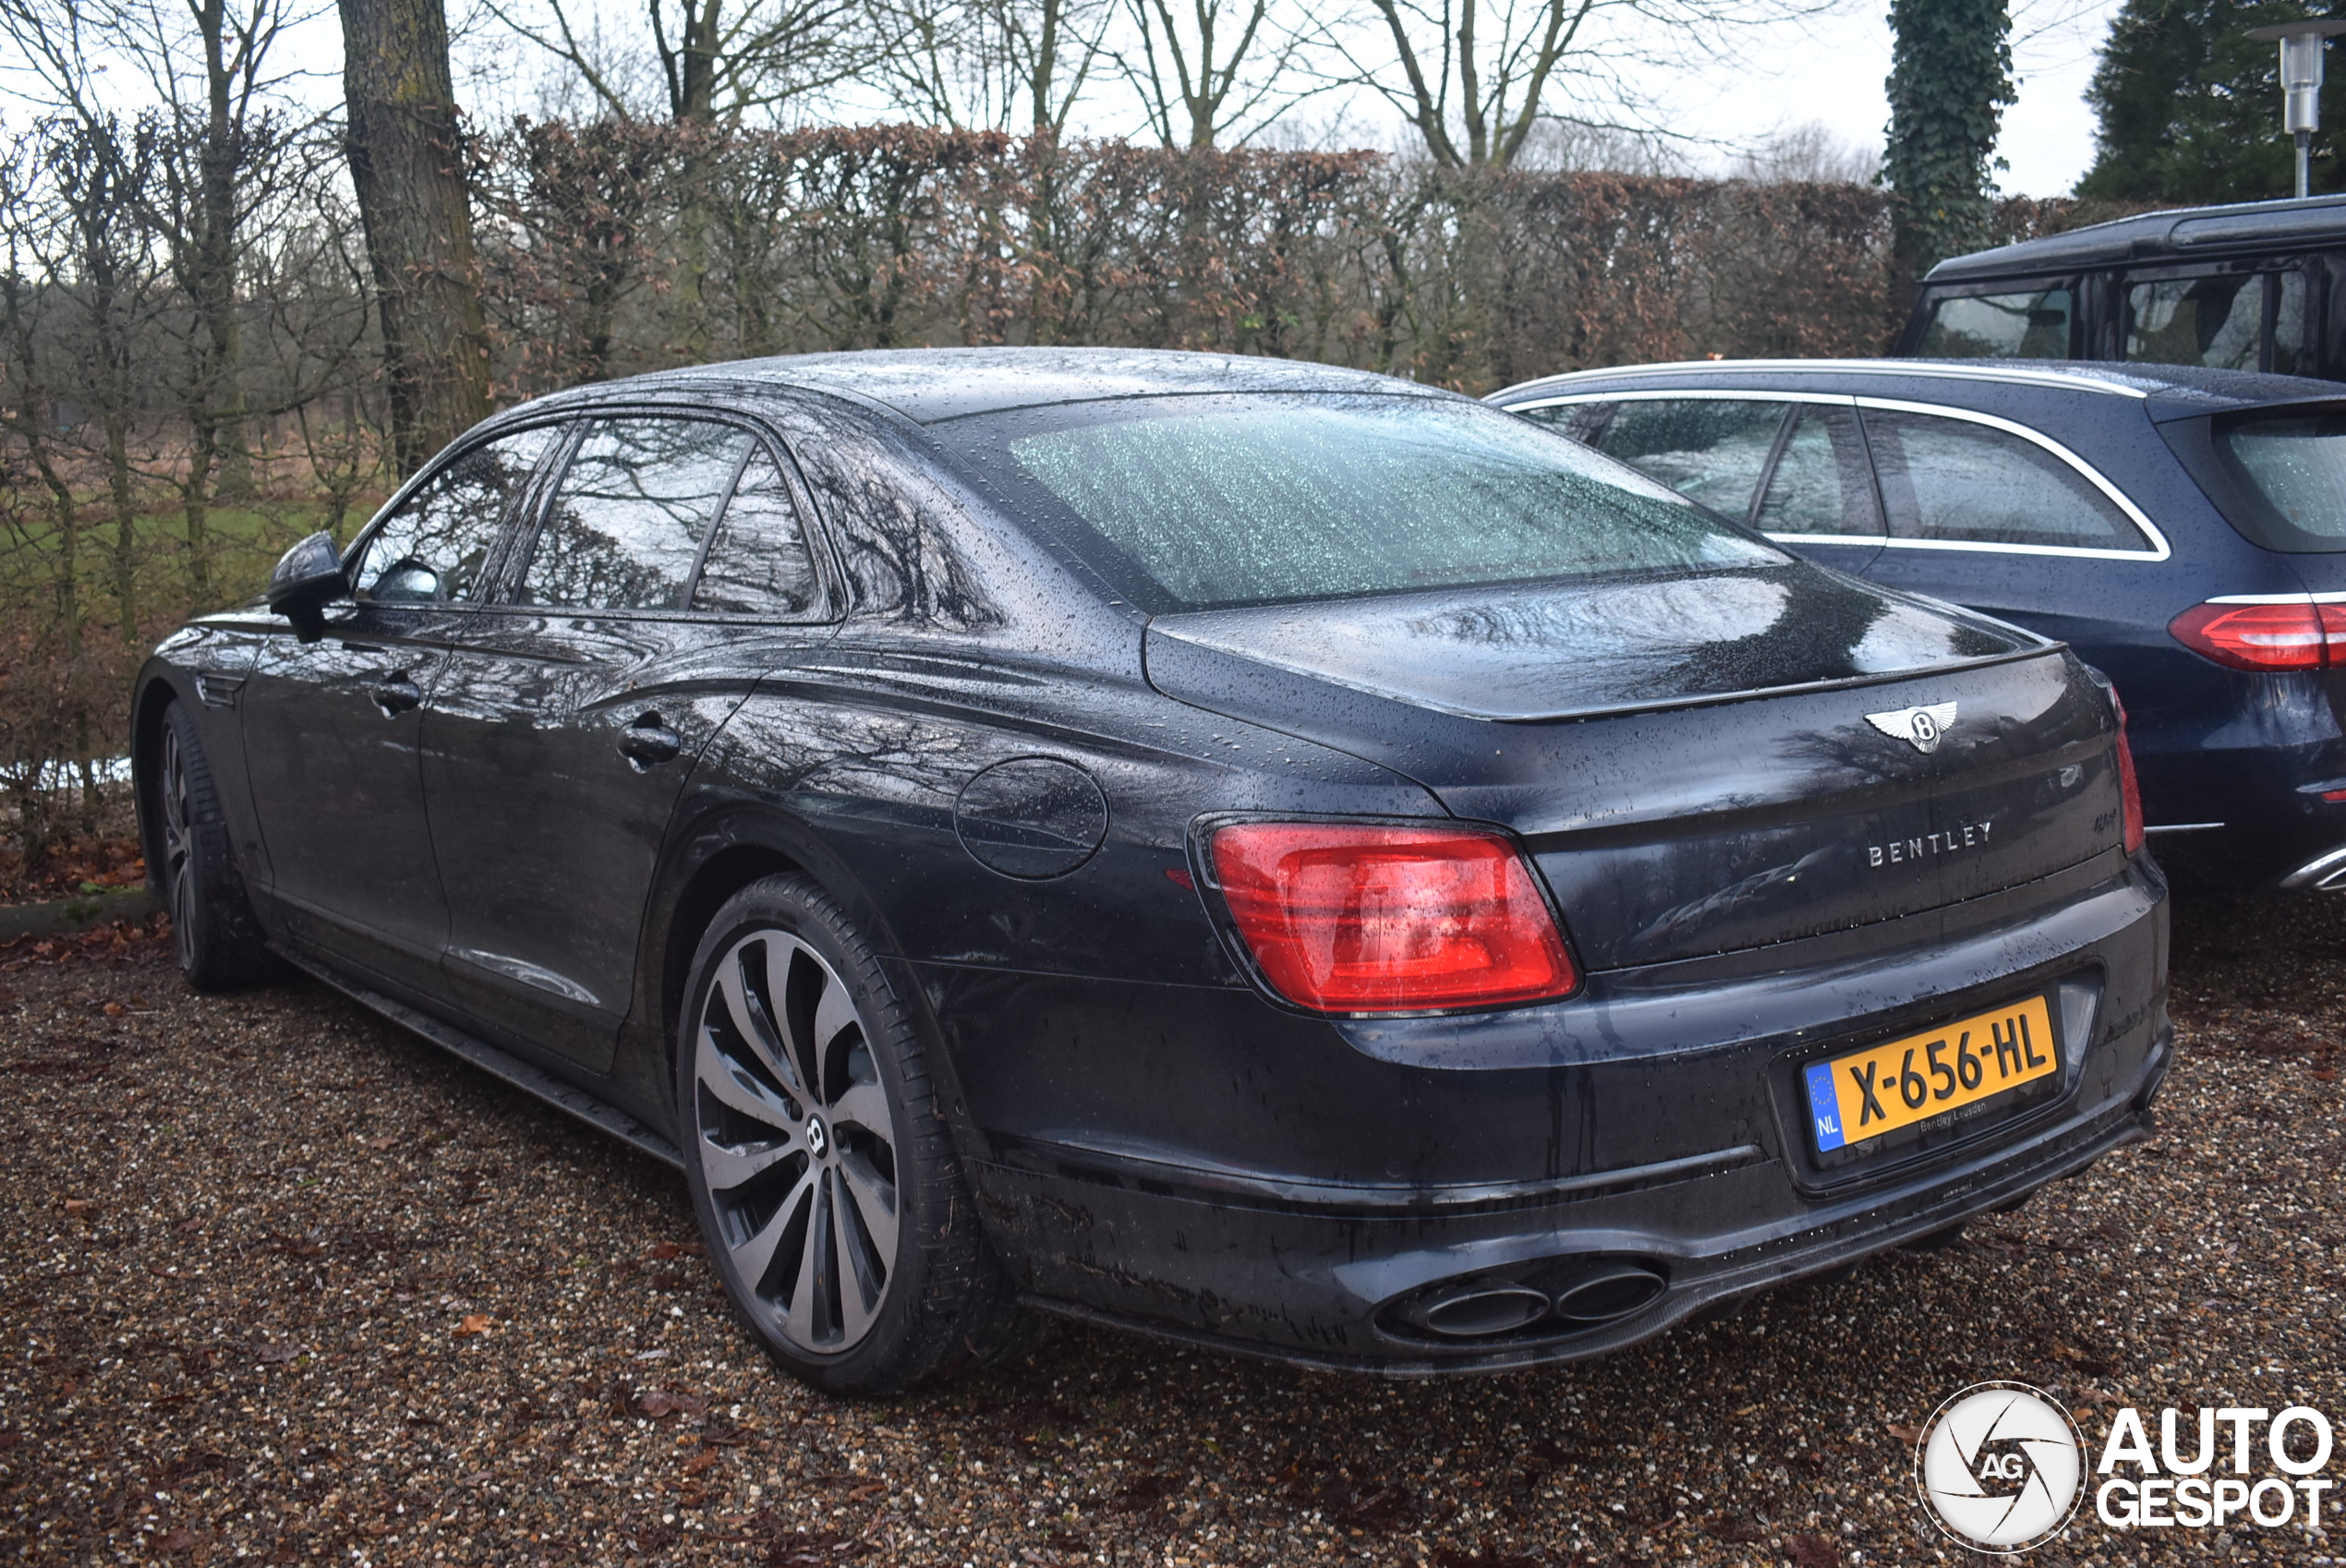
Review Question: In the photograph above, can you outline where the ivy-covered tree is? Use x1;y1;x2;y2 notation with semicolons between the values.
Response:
1884;0;2015;279
2077;0;2346;204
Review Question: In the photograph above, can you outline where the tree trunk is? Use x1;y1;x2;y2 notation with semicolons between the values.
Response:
341;0;493;476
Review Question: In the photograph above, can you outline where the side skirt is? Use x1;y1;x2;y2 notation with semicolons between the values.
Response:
281;949;684;1170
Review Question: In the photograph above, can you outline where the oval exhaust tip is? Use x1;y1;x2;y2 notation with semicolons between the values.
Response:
1550;1262;1667;1324
1409;1285;1554;1338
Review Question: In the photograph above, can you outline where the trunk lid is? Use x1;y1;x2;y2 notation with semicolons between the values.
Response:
1145;568;2123;969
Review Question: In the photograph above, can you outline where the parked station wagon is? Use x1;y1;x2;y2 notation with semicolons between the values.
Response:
138;349;2169;1392
1490;357;2346;887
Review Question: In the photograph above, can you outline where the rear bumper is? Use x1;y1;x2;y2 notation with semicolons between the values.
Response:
949;853;2170;1373
991;1088;2157;1375
2134;702;2346;881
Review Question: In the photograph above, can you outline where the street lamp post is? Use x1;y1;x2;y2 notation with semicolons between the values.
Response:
2247;18;2346;199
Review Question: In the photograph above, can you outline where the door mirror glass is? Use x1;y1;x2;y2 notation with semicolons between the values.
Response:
266;531;348;642
370;561;444;603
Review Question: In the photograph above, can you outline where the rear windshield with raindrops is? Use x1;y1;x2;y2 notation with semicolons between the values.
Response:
940;393;1785;612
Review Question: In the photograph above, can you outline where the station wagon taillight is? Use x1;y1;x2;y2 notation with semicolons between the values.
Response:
1205;823;1578;1013
2169;599;2346;671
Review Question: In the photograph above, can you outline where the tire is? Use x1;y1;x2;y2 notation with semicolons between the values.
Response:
150;699;274;990
676;874;1030;1395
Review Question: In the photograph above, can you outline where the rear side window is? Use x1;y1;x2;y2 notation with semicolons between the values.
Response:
2217;413;2346;550
1755;406;1882;537
355;426;560;603
1916;288;2074;358
948;392;1784;613
693;445;825;616
523;417;753;610
1586;399;1788;522
2126;271;2307;375
1863;409;2152;553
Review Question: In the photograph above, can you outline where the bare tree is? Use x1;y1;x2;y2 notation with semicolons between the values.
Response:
485;0;872;122
341;0;493;475
1334;0;1820;170
1121;0;1306;148
40;115;163;645
1;0;308;603
867;0;1116;133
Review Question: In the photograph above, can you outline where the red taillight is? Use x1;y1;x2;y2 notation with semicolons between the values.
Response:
2110;691;2145;857
2169;600;2346;671
1206;822;1577;1013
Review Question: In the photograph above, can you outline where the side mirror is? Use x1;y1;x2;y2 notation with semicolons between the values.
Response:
267;532;349;644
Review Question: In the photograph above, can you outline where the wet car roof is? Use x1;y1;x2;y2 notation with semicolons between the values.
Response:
1922;192;2346;281
1490;358;2346;420
620;346;1454;425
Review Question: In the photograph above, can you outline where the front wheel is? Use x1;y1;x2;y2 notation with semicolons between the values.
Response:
149;699;273;990
676;874;1029;1394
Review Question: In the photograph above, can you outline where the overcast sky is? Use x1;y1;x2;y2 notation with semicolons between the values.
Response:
1670;0;2126;196
37;0;2142;199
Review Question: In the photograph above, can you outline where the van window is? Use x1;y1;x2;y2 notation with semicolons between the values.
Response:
2126;271;2307;374
1916;288;2073;358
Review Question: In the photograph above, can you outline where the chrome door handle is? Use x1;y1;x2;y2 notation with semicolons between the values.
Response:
364;671;422;718
618;713;683;770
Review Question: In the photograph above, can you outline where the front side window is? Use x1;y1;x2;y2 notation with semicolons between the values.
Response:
1916;287;2074;359
1755;406;1882;537
523;417;753;610
354;425;561;603
2125;271;2306;375
944;393;1784;613
1863;409;2151;552
1587;399;1789;523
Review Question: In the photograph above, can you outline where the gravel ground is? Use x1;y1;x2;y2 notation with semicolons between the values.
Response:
1;868;2340;1568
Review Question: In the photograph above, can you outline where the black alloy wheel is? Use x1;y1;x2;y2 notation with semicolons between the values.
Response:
151;699;272;989
677;874;1029;1393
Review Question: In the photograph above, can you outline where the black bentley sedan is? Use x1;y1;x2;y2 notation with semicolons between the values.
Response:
136;349;2169;1393
1489;358;2346;887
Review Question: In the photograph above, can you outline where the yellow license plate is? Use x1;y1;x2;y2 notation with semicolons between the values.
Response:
1803;995;2059;1153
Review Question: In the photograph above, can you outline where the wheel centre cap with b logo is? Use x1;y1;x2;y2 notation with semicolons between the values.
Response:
1914;1381;2085;1553
805;1116;829;1159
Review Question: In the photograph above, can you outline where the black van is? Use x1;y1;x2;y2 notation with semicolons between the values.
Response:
1894;193;2346;380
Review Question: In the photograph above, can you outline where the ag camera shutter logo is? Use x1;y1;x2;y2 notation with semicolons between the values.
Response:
1915;1381;2086;1553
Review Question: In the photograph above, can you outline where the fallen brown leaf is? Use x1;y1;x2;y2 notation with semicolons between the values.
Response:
365;1134;399;1151
634;1386;707;1419
453;1313;493;1337
683;1447;723;1476
61;1198;96;1214
1887;1422;1925;1445
1785;1532;1839;1568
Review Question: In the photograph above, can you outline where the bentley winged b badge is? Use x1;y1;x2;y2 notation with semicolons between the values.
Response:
1866;700;1957;754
